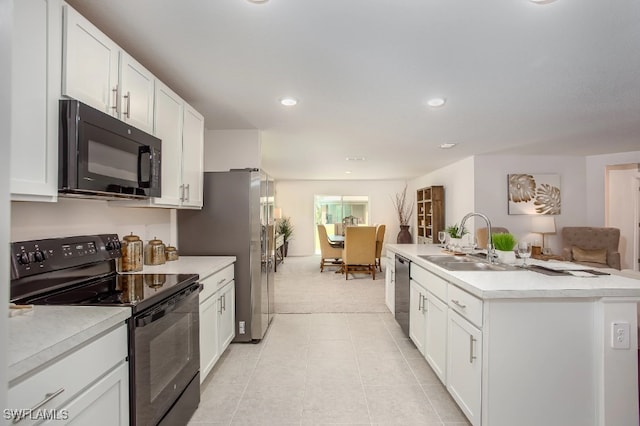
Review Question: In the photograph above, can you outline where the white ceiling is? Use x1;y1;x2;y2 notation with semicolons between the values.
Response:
66;0;640;181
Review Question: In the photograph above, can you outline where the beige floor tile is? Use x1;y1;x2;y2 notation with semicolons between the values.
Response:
302;384;370;424
232;384;304;425
357;355;419;386
405;357;444;385
307;338;356;360
305;356;361;385
190;384;244;424
422;384;470;423
364;385;440;424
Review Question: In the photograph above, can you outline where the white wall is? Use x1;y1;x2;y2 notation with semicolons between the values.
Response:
274;179;407;256
204;129;261;171
11;198;174;245
473;155;587;254
411;156;475;230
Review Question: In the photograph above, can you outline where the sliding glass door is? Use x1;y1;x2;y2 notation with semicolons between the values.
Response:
314;195;369;253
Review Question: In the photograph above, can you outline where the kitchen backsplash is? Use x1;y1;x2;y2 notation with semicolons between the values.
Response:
11;198;174;245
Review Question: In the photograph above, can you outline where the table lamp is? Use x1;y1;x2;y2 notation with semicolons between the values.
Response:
531;216;556;254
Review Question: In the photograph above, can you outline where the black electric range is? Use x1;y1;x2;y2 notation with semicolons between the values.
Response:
10;234;201;426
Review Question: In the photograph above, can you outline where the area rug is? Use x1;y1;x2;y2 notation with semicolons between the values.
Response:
274;255;389;314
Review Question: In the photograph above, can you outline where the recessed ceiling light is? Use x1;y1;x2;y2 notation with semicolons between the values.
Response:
345;156;366;161
280;97;298;106
247;0;269;3
439;143;457;149
345;171;352;174
530;0;556;3
427;98;446;108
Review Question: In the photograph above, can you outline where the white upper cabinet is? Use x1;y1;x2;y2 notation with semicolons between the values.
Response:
62;4;118;115
181;104;205;208
153;81;185;207
10;0;61;202
119;52;155;133
62;4;155;133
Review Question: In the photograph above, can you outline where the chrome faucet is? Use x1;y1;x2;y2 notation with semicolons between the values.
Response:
459;212;497;264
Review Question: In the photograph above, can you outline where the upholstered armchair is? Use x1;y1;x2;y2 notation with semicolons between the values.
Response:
317;224;342;272
342;226;377;280
561;227;621;270
476;227;509;250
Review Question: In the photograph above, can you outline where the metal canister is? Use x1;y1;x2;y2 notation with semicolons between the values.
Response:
144;237;166;265
117;233;143;272
165;245;179;261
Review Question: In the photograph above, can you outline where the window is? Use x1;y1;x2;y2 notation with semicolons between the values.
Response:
314;195;369;254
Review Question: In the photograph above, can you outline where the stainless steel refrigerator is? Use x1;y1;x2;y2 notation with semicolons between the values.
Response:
177;169;275;342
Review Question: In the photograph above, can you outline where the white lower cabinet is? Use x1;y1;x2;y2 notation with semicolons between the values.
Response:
199;264;236;383
384;255;395;314
9;324;129;426
409;279;427;354
424;292;447;383
447;309;482;426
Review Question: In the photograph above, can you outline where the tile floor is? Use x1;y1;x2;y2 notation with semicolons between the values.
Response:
189;311;470;425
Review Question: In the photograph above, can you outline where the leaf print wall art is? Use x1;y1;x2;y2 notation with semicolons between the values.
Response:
508;174;561;215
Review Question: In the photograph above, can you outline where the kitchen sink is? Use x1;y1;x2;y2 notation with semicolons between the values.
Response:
418;255;523;271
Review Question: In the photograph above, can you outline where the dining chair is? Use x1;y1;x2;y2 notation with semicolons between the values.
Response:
342;226;377;280
317;224;343;272
374;224;386;272
476;226;509;250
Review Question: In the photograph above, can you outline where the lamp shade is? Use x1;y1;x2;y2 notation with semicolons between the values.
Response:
273;207;282;220
531;216;556;234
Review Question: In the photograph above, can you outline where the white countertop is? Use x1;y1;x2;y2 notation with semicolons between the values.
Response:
8;305;130;385
386;243;640;299
124;256;236;279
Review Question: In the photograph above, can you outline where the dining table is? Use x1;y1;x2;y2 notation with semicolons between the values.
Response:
328;234;345;248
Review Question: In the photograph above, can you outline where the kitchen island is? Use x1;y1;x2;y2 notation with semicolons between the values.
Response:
386;243;640;426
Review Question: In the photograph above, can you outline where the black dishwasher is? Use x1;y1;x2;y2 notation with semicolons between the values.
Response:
394;254;410;337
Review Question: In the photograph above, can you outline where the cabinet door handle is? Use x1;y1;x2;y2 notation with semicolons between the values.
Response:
179;184;185;201
222;294;226;311
217;278;227;285
469;335;477;363
451;299;467;309
185;184;190;202
13;388;65;424
111;85;119;114
123;91;131;118
218;296;223;315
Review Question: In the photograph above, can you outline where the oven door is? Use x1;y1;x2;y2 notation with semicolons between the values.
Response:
132;283;200;426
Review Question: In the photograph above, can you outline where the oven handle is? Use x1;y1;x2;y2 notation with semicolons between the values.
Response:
138;145;152;188
135;283;201;328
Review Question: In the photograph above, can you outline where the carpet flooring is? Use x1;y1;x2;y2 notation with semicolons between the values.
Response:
274;255;389;314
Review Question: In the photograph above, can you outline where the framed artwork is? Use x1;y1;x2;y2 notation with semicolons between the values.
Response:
508;173;561;215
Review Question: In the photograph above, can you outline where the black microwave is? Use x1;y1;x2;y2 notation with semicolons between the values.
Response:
59;99;161;199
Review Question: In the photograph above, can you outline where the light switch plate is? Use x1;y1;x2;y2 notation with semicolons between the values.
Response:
611;322;630;349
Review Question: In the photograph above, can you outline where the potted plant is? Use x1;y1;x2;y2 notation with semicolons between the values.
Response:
276;216;294;256
491;232;517;263
392;185;414;243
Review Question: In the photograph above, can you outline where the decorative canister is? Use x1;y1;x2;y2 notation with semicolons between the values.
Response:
165;245;179;261
117;232;143;272
144;237;166;265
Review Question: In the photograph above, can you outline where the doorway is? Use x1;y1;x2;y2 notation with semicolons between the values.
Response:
314;195;369;254
606;163;640;271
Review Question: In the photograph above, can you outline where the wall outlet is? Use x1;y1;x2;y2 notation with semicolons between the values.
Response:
239;321;246;334
611;321;630;349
